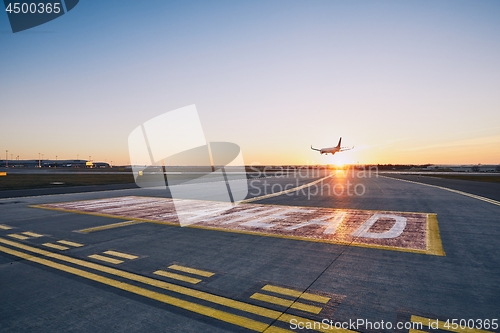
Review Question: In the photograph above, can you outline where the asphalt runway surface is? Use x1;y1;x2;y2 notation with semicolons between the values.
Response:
0;170;499;333
380;173;500;202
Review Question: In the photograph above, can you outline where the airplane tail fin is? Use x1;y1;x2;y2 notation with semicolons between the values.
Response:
336;137;342;148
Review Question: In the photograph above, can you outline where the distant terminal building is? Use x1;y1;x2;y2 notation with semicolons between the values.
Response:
0;159;110;168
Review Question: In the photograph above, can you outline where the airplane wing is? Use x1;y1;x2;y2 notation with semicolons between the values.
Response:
311;145;321;152
340;146;354;152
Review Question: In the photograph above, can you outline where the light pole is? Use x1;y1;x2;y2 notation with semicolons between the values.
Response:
38;153;41;168
5;150;8;168
55;155;58;169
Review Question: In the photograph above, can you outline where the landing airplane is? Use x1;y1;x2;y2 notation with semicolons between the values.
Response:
311;137;353;155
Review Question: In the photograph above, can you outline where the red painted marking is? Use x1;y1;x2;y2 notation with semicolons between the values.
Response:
40;196;429;252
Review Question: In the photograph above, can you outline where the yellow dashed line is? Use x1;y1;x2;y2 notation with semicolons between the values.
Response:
0;237;358;332
168;264;215;277
251;293;323;314
88;254;124;264
77;220;144;233
262;284;330;304
0;237;282;321
0;224;13;230
0;244;282;333
7;234;29;240
43;243;69;251
153;270;202;284
57;240;84;247
21;232;44;238
103;250;138;260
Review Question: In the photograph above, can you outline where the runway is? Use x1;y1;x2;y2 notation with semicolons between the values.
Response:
0;170;499;332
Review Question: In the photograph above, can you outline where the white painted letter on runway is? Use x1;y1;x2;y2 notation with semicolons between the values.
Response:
285;212;347;235
352;214;406;239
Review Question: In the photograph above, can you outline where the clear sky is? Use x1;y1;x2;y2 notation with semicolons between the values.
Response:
1;0;499;166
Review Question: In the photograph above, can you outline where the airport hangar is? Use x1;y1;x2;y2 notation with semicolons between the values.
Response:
0;159;110;168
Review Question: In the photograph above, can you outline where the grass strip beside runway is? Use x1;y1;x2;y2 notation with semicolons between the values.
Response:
0;174;135;191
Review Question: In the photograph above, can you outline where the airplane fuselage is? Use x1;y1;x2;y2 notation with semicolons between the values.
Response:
319;147;340;155
311;137;353;155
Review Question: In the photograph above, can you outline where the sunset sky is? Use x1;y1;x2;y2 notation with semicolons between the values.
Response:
1;1;499;166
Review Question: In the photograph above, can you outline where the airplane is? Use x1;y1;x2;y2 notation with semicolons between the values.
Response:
311;137;353;155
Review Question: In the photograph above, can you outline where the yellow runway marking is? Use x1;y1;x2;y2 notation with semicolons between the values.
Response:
409;330;429;333
0;244;287;333
411;315;495;333
240;174;334;203
426;214;445;256
262;284;330;304
21;232;43;238
88;254;124;264
57;240;84;247
0;224;13;230
43;243;69;250
77;220;144;233
0;237;358;332
168;264;215;277
7;233;29;240
251;293;323;314
154;270;202;284
103;250;138;260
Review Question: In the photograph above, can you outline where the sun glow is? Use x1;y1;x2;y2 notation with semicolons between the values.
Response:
324;152;356;169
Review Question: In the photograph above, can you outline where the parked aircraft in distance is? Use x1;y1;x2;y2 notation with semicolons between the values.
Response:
311;137;353;155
